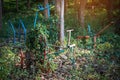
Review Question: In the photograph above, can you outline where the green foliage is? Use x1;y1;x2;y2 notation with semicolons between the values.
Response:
102;33;120;49
26;19;58;73
47;17;59;44
97;42;113;52
85;8;108;33
0;46;15;79
1;0;120;79
38;59;58;73
95;33;120;60
65;11;87;37
96;42;113;61
26;24;48;64
11;68;29;79
49;60;58;72
0;19;9;38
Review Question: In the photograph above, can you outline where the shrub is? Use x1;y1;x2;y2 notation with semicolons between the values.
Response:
0;46;15;79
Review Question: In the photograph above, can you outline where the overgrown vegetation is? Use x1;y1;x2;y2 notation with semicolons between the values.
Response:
0;0;120;80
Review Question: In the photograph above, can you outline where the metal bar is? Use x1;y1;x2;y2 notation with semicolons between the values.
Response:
8;20;16;44
34;11;38;28
38;5;45;11
87;24;92;36
46;4;50;18
19;19;27;43
88;24;91;33
38;4;50;18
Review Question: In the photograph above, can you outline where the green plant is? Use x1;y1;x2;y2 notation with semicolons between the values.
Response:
12;69;29;79
26;22;58;74
38;59;57;73
95;42;113;61
35;76;41;80
49;60;58;72
42;16;59;44
26;23;48;61
96;42;113;52
96;33;120;61
0;46;15;79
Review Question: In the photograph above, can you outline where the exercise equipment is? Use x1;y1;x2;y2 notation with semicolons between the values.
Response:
34;4;50;28
87;22;114;48
8;19;26;44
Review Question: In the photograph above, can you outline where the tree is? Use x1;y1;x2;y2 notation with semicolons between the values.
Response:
79;0;87;28
0;0;2;29
55;0;64;46
55;0;61;17
44;0;48;18
55;0;61;44
60;0;64;45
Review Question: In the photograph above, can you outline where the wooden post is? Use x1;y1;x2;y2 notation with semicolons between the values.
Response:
19;48;25;69
96;22;114;37
94;22;114;48
67;29;74;46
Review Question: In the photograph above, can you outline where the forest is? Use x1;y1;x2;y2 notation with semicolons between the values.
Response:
0;0;120;80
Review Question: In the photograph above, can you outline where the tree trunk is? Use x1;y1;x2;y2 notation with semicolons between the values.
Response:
44;0;48;18
79;0;87;28
27;0;30;9
16;0;18;11
55;0;61;43
0;0;2;29
60;0;64;46
55;0;64;46
55;0;61;17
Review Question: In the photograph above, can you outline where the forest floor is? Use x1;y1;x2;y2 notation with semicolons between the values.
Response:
0;41;120;80
34;48;120;80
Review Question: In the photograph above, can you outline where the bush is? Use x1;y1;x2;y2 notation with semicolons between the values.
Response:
0;46;15;79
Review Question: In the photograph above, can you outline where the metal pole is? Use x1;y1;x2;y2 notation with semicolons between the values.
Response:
34;11;38;28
